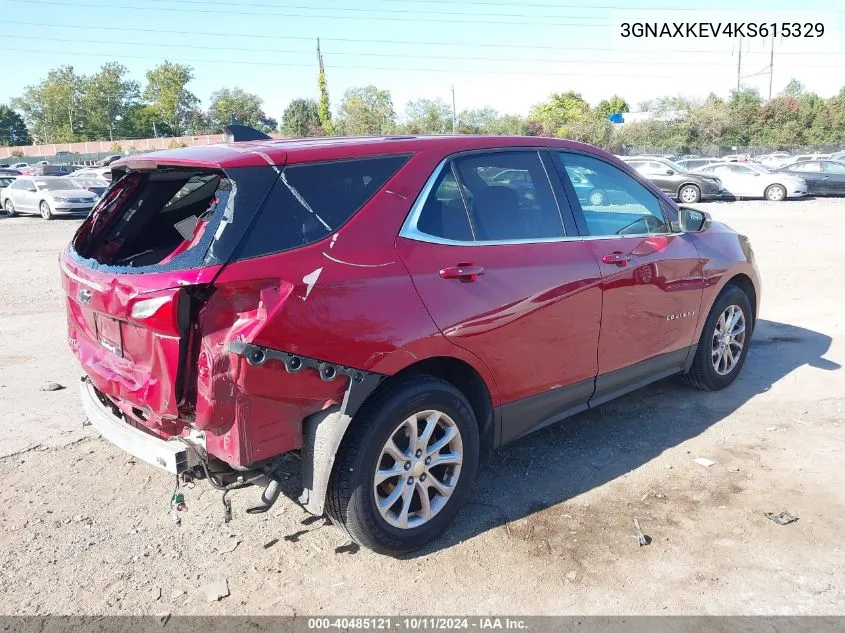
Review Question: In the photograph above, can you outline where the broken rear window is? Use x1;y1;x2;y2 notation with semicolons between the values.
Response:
72;169;234;269
231;154;409;261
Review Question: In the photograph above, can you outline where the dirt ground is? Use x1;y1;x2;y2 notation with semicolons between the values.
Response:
1;200;843;615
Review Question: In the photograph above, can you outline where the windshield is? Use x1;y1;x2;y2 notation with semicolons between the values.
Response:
34;179;84;191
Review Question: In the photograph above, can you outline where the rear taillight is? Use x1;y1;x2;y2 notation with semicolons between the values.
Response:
129;290;181;335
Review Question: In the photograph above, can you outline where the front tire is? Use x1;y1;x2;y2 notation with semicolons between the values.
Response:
765;184;786;202
678;184;701;204
39;201;53;220
326;376;480;555
683;285;753;391
4;199;16;217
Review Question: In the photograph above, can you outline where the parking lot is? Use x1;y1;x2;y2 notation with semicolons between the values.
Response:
1;198;843;615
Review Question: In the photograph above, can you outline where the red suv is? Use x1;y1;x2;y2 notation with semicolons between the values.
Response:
61;132;760;554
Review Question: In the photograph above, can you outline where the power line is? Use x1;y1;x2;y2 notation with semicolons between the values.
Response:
8;0;611;27
6;19;844;56
0;46;752;79
10;34;837;67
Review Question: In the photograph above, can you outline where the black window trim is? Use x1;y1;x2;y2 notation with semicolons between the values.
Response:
551;148;680;239
399;146;578;246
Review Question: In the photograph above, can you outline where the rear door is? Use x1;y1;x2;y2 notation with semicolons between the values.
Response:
789;161;824;194
396;149;602;442
821;161;845;194
554;151;704;404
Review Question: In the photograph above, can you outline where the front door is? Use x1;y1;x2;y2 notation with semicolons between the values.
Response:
789;161;825;195
555;151;705;405
396;149;603;442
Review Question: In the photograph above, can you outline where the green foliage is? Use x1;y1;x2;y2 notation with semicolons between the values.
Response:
207;87;276;133
81;63;140;141
529;91;590;136
337;85;395;136
143;61;199;137
0;105;32;146
318;69;333;135
594;95;630;119
400;98;452;134
282;98;321;137
12;65;85;143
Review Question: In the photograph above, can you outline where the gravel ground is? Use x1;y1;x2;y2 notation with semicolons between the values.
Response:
0;199;843;615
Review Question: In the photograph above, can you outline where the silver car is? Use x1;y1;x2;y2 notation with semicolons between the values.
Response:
1;175;99;219
692;162;807;201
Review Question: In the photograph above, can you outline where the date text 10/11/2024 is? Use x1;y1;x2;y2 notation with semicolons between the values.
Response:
307;618;529;630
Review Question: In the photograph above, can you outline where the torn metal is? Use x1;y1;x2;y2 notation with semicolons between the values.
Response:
227;341;384;417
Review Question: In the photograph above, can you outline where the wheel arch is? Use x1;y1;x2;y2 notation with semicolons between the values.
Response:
298;354;495;517
725;272;758;330
676;181;701;197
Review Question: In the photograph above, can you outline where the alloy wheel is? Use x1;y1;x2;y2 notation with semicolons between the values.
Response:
711;304;746;376
373;409;463;530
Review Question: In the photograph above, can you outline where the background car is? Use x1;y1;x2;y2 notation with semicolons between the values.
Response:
9;162;29;170
829;150;845;162
622;156;725;203
675;157;726;171
786;153;830;166
775;160;845;196
0;168;22;176
755;153;793;169
2;175;98;219
66;167;112;198
721;153;751;162
95;154;123;166
0;174;17;196
693;162;807;201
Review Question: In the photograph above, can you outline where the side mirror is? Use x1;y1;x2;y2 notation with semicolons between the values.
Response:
665;169;675;175
679;206;709;233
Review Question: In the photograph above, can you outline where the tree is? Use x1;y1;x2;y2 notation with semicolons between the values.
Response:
594;95;630;119
12;65;86;142
317;47;333;135
781;79;805;98
282;98;321;137
529;91;590;136
0;106;32;146
456;107;497;134
81;63;140;141
123;104;171;138
143;61;199;137
207;87;276;133
401;98;452;134
336;85;395;136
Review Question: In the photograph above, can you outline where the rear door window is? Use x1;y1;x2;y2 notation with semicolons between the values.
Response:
451;151;564;241
233;155;409;260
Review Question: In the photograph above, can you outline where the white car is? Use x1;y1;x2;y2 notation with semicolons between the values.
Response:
10;162;28;170
2;175;99;219
755;152;793;169
692;162;807;201
786;153;831;166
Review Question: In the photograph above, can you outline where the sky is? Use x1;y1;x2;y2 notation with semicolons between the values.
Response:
1;0;844;121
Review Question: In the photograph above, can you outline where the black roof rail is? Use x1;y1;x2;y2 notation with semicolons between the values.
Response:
224;124;272;143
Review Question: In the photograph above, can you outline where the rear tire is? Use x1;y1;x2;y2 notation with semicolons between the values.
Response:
39;201;53;220
325;376;480;555
765;184;786;202
4;199;16;217
683;285;753;391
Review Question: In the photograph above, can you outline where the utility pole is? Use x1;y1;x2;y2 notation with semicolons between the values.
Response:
736;35;742;93
317;38;324;74
768;33;774;101
152;121;157;138
450;84;457;133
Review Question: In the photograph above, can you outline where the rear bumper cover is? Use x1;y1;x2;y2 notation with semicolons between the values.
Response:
79;379;189;474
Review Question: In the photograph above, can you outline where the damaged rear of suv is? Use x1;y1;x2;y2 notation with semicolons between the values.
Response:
62;133;427;545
